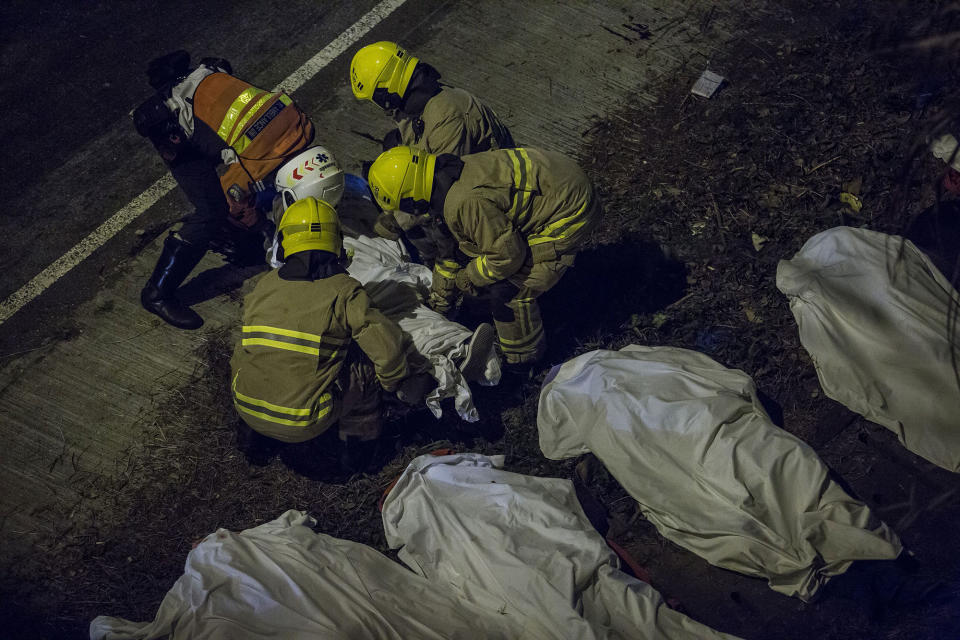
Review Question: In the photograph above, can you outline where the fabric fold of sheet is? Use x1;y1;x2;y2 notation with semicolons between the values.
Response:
381;452;740;639
90;510;549;640
776;226;960;472
537;345;902;601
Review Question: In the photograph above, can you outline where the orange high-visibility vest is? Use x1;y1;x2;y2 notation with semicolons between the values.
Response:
192;73;314;192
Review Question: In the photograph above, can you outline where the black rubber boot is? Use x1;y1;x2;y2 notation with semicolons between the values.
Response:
235;419;281;467
140;234;205;329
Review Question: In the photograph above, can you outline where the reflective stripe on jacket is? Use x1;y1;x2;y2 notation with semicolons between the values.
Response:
442;147;599;287
230;271;409;442
396;87;514;156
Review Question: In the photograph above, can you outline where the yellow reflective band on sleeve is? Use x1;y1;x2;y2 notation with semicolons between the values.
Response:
434;263;458;279
217;88;266;141
228;93;274;146
509;149;534;228
527;199;590;246
474;255;496;282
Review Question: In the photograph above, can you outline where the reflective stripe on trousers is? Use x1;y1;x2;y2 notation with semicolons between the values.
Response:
494;297;546;364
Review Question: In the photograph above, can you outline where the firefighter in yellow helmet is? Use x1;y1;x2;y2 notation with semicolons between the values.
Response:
350;41;514;156
229;197;432;473
350;41;515;264
367;146;601;368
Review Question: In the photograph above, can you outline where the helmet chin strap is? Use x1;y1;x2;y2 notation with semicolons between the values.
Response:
373;87;404;112
398;197;430;215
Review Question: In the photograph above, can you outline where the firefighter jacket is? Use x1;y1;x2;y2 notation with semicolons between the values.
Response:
230;271;410;442
441;148;600;289
395;87;513;156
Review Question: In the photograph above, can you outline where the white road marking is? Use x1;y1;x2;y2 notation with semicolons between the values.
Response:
0;0;408;325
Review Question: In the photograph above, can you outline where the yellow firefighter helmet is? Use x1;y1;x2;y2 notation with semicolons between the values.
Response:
350;41;419;109
277;197;342;259
367;146;436;214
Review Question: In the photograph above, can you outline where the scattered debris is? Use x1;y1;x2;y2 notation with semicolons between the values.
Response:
931;133;960;171
690;70;725;98
841;176;862;196
839;192;863;213
751;232;768;251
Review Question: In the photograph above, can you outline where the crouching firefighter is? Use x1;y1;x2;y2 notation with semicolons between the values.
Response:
132;50;315;329
229;197;433;473
349;41;515;263
367;146;601;368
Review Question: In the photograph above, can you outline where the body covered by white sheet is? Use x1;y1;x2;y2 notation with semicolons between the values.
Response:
89;510;550;640
269;178;500;421
537;346;902;601
381;452;739;640
776;226;960;472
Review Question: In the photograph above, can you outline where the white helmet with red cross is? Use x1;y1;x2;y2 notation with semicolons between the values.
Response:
274;145;345;210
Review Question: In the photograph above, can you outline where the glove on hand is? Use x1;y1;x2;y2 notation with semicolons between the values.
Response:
396;372;434;405
455;268;478;297
427;290;454;314
373;212;402;241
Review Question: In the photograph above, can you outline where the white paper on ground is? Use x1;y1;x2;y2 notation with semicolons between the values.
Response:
537;346;902;601
777;226;960;472
89;510;545;640
931;133;960;172
381;452;741;639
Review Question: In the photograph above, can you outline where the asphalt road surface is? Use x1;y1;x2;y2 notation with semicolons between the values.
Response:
0;0;717;562
0;0;419;355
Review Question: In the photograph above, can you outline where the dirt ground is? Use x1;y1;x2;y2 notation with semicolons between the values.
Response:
4;1;960;638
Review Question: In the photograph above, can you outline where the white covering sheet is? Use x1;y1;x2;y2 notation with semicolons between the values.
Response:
89;510;545;640
381;452;739;639
776;226;960;472
931;133;960;172
269;182;500;421
537;346;902;601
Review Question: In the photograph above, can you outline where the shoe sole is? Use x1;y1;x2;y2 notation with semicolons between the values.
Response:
460;322;496;382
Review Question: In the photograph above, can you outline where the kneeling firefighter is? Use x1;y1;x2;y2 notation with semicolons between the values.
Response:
229;197;432;473
350;41;515;264
367;146;601;367
132;50;315;329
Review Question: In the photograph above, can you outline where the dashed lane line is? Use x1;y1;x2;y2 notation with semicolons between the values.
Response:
0;0;409;325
